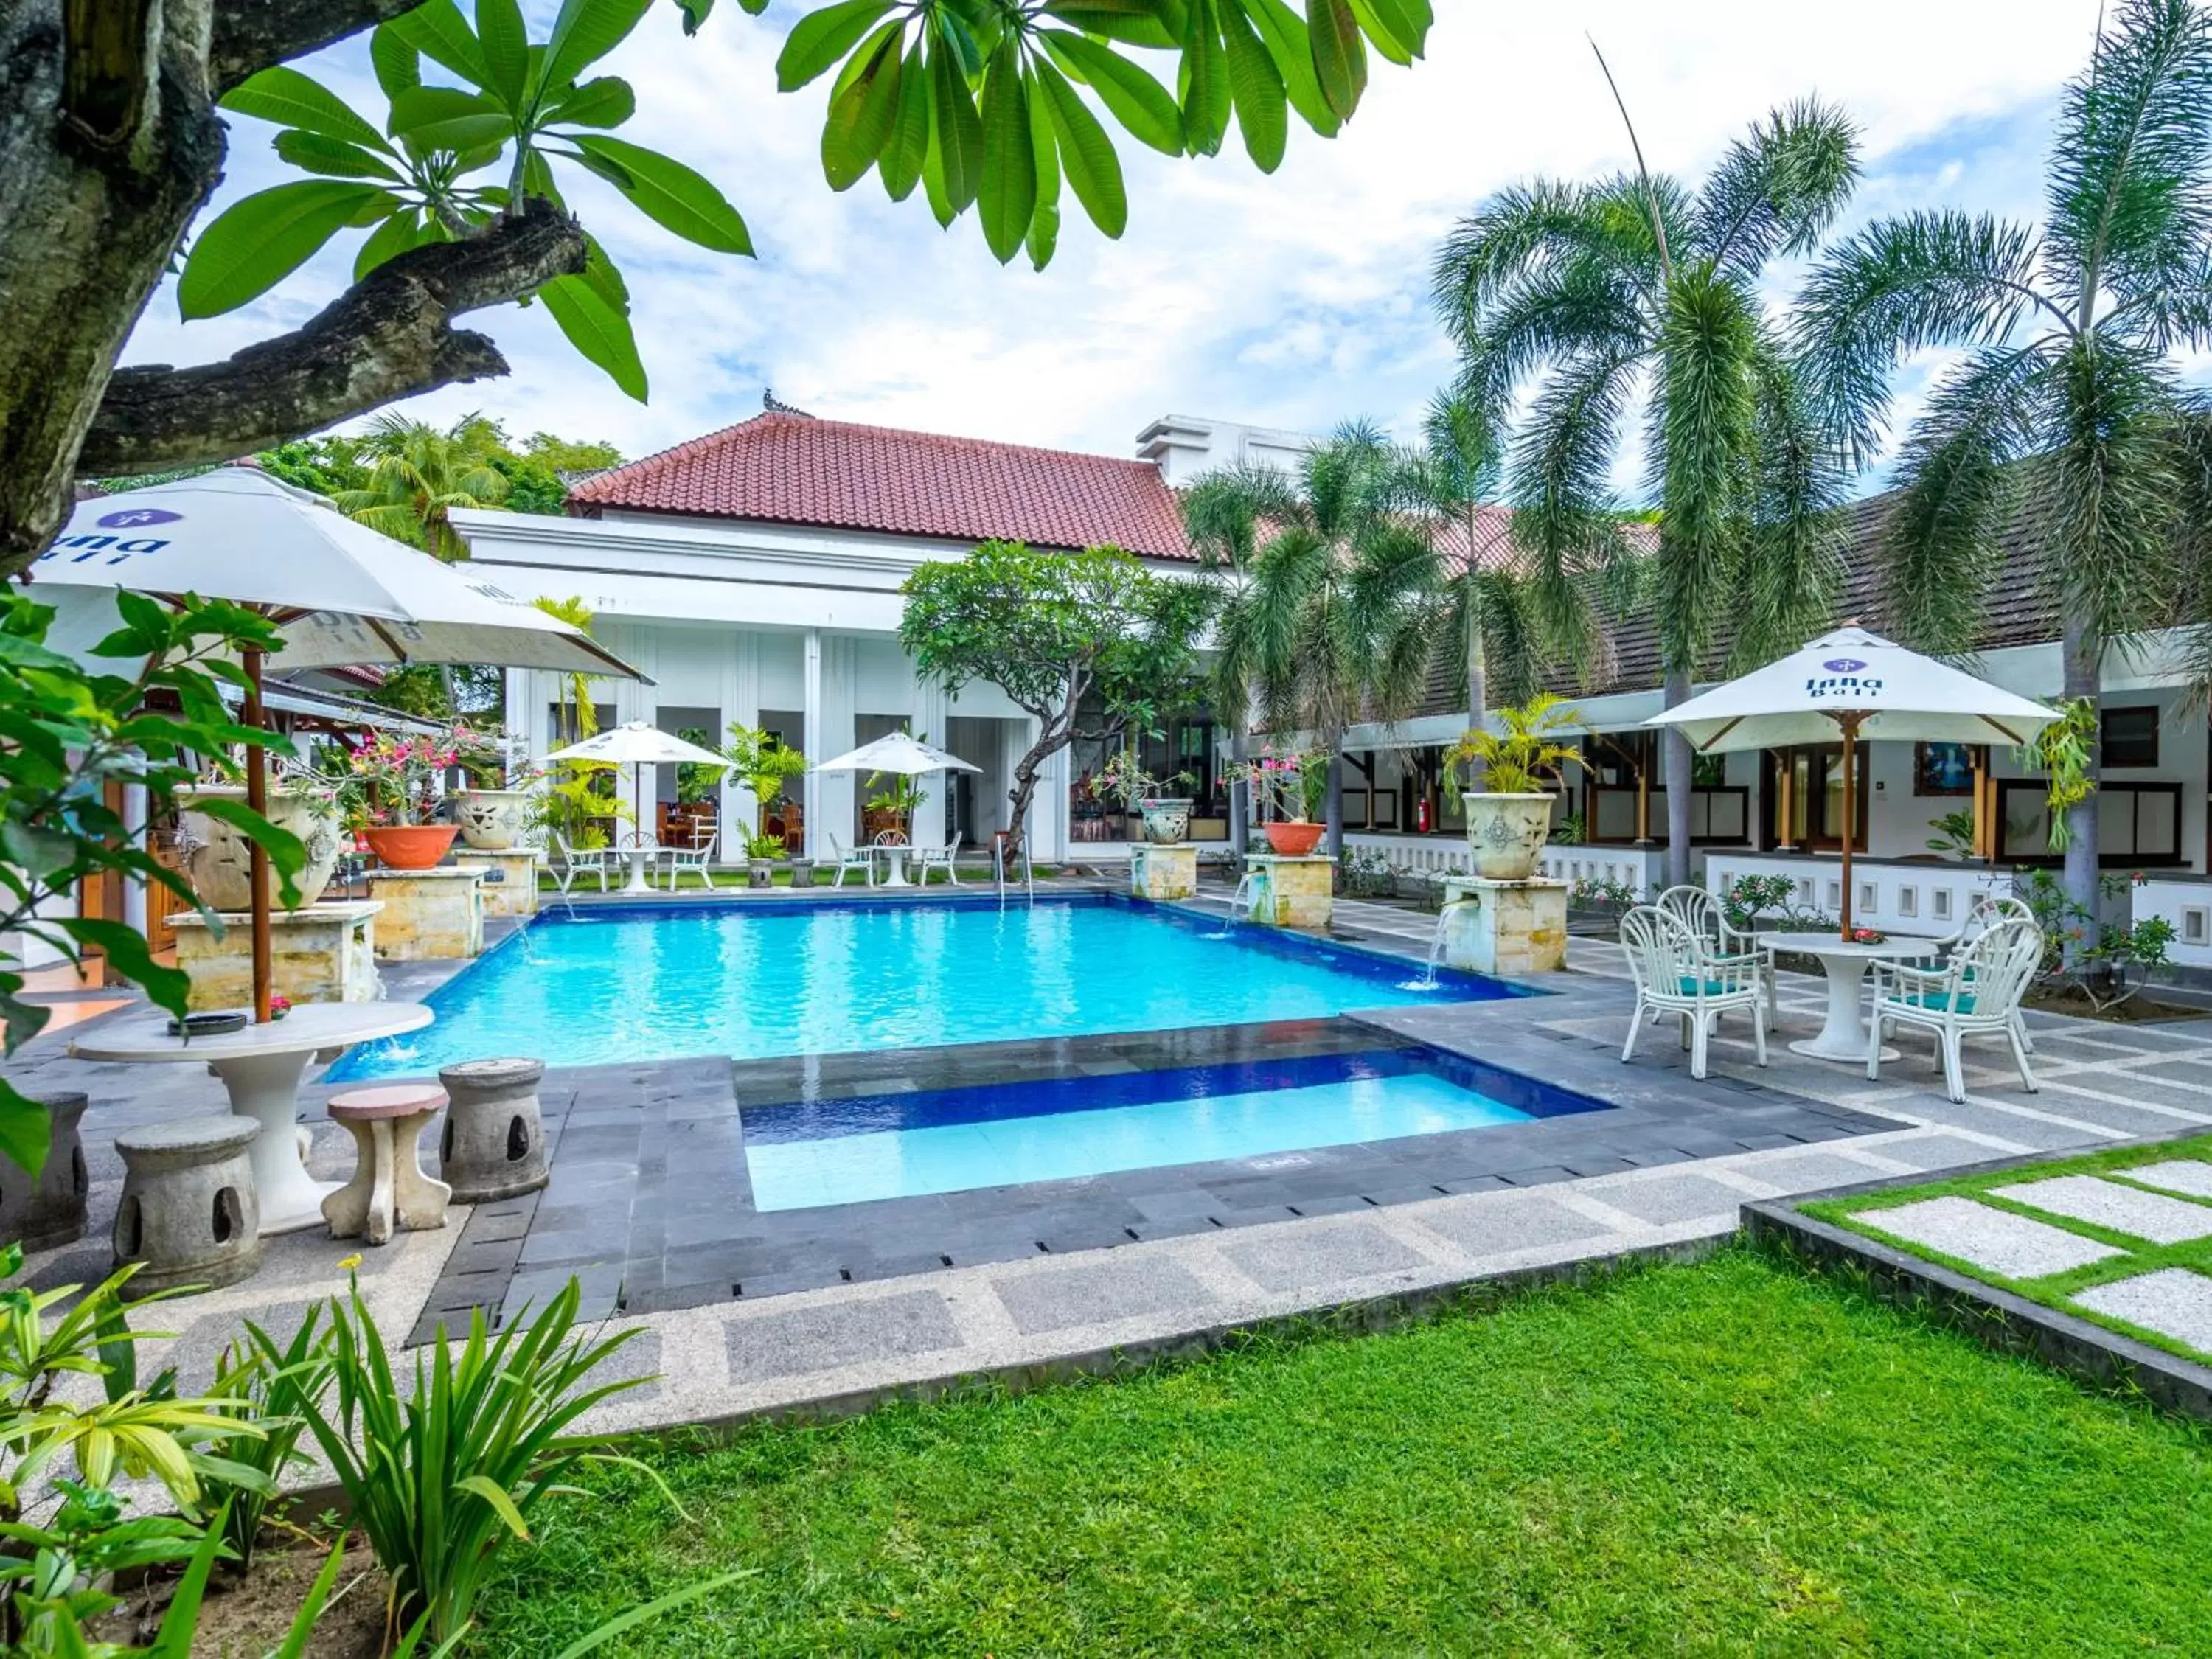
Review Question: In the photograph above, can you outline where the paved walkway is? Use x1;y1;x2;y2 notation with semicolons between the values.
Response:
9;891;2212;1437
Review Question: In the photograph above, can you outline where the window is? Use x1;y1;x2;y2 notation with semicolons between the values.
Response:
2101;705;2160;768
1995;779;2183;865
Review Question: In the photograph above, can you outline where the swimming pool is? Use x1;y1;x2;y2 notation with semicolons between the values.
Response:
327;894;1517;1079
742;1043;1603;1210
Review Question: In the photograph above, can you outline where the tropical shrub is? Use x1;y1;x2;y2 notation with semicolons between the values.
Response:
1924;809;1978;860
2019;869;2175;1012
200;1306;337;1573
277;1275;662;1646
724;723;807;846
1568;874;1638;918
1448;694;1588;796
1341;846;1398;897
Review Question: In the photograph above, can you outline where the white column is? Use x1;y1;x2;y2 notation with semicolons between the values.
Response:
720;633;759;855
911;673;948;850
817;636;858;856
802;629;824;860
121;783;148;935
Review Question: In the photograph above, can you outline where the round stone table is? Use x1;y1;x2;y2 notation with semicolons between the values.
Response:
72;1001;434;1235
1759;933;1941;1063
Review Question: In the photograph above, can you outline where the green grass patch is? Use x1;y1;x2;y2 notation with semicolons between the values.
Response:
1804;1133;2212;1368
467;1250;2212;1656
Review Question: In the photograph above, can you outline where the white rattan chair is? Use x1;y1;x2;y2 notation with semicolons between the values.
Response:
826;832;874;888
1619;905;1769;1080
1930;893;2040;1053
914;832;963;886
1655;883;1776;1018
1868;917;2042;1103
549;832;613;895
664;828;717;892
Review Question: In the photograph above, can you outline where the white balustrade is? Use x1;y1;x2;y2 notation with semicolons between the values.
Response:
1702;851;2014;936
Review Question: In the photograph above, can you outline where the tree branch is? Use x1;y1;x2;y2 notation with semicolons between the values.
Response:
77;204;588;476
208;0;428;98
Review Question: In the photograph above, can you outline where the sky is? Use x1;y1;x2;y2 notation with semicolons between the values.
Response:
117;1;2111;486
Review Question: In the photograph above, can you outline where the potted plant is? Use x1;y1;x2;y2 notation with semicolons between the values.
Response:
175;775;344;911
347;723;478;869
453;729;532;850
1088;747;1197;844
725;723;807;864
1448;694;1587;881
1231;750;1329;857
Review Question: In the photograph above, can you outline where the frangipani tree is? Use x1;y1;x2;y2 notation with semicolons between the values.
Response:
1795;0;2212;931
1431;89;1861;886
1;0;1431;575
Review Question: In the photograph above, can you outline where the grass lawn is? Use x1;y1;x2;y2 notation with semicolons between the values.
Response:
1804;1131;2212;1368
469;1249;2212;1656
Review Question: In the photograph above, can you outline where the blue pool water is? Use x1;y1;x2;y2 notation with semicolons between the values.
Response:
327;895;1514;1079
742;1045;1601;1210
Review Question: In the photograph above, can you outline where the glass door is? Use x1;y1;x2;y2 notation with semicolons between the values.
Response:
1772;744;1868;849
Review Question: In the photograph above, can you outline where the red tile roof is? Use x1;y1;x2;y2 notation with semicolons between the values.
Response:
565;412;1194;560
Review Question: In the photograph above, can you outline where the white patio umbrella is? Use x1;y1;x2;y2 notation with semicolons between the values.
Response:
1644;625;2058;936
543;722;731;849
29;467;644;1021
813;731;981;777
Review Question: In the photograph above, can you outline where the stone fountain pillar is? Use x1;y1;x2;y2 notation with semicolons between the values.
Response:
1440;876;1569;975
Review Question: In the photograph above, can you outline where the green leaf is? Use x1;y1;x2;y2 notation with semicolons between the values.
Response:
545;74;636;129
477;0;532;112
543;0;655;99
1035;59;1126;236
820;23;904;191
1244;0;1335;134
1349;0;1428;63
221;66;391;150
274;129;405;181
578;228;631;309
920;89;957;226
1220;0;1287;171
1026;84;1062;269
354;211;425;280
1041;1;1180;49
540;274;650;400
675;0;717;33
1305;0;1365;120
1037;31;1184;157
60;919;192;1020
776;0;894;91
879;41;932;201
189;796;308;908
456;1474;532;1540
178;180;397;319
0;1084;51;1183
571;134;752;252
930;37;985;213
1180;0;1231;158
390;0;490;88
370;24;420;100
546;1571;755;1659
389;84;514;150
977;45;1036;263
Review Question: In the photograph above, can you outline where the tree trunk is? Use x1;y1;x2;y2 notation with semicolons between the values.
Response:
1226;717;1249;858
1663;667;1694;889
1463;564;1488;791
1324;735;1345;866
2061;613;2101;965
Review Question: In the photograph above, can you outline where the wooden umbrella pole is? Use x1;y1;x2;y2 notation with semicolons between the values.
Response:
1835;710;1863;941
243;644;274;1023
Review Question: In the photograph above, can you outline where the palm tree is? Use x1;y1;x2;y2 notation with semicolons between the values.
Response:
1795;0;2212;933
1432;87;1861;886
533;595;604;745
1194;426;1439;863
333;411;510;561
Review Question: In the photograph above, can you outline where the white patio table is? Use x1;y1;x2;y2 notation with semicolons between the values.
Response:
1759;933;1941;1064
872;835;911;888
616;832;661;895
72;1001;434;1234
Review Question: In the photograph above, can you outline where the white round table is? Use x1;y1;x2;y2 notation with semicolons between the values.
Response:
1761;933;1940;1063
617;841;661;894
72;1001;434;1234
874;844;911;887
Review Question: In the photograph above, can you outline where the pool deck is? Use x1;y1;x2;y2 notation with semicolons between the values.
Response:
10;880;2212;1439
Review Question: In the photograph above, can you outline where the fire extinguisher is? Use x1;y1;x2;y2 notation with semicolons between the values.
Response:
1416;796;1430;833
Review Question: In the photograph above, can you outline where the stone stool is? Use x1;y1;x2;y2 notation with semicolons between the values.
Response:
112;1116;261;1296
323;1085;451;1246
437;1058;549;1203
0;1091;90;1251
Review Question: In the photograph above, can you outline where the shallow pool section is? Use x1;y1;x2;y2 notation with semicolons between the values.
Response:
740;1044;1600;1211
327;894;1514;1079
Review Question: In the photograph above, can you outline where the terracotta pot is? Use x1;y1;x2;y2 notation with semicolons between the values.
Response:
1461;793;1555;881
175;784;342;913
454;788;532;851
364;824;459;871
1138;797;1192;845
1263;820;1326;857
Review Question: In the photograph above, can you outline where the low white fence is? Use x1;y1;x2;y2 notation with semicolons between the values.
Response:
1703;851;2015;936
1343;833;1670;900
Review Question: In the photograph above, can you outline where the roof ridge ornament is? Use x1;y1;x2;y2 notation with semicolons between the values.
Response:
762;388;815;419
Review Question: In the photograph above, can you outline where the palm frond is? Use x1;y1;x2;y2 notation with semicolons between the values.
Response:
1876;341;2053;653
1649;268;1759;676
1729;343;1850;670
2046;0;2212;320
1792;210;2052;465
1430;178;1667;349
1694;97;1863;277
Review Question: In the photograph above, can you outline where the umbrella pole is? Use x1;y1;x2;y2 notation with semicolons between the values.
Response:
1836;711;1863;941
244;645;274;1023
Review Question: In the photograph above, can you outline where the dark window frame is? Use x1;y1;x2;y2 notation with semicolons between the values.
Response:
2101;704;2160;769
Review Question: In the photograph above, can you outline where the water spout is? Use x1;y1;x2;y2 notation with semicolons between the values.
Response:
1207;871;1259;937
1410;896;1478;991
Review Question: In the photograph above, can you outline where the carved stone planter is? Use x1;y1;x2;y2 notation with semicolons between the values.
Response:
176;784;342;911
1460;793;1555;882
455;789;533;851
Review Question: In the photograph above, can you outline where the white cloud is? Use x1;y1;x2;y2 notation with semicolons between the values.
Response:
118;0;2104;477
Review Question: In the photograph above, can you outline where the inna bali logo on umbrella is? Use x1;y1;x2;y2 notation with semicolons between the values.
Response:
39;506;185;566
1808;658;1882;699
